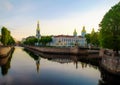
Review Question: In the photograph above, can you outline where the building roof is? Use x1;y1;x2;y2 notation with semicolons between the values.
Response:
52;35;83;38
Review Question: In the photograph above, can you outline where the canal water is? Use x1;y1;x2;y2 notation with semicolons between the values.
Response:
0;47;119;85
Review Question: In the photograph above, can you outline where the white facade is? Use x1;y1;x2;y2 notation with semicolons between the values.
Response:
50;35;87;47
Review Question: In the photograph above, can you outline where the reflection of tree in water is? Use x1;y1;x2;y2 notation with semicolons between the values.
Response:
40;53;99;70
23;48;99;71
0;47;15;76
23;49;39;60
98;67;120;85
23;49;40;73
23;48;99;73
20;49;120;84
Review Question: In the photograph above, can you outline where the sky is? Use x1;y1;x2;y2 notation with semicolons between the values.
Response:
0;0;119;41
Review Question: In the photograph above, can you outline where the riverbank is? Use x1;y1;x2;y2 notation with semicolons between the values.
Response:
0;46;14;58
101;56;120;76
24;46;101;66
23;45;99;55
0;46;105;85
100;49;120;76
24;46;120;76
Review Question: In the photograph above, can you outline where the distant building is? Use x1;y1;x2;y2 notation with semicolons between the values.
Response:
50;27;87;47
81;26;86;37
36;21;41;46
25;21;87;47
36;21;41;39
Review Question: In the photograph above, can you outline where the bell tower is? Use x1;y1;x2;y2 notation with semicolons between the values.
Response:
81;26;86;37
36;21;41;39
73;28;77;37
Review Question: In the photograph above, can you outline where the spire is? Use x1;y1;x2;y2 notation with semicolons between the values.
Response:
37;20;40;31
73;28;77;37
36;21;41;39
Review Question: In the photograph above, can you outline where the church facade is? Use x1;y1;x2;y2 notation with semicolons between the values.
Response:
35;21;87;47
50;27;87;47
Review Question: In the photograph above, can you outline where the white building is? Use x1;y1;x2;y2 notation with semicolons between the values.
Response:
34;21;87;47
50;27;87;47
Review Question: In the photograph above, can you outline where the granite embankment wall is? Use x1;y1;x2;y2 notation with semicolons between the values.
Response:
101;56;120;75
0;46;14;66
100;49;120;75
24;46;88;55
0;46;13;57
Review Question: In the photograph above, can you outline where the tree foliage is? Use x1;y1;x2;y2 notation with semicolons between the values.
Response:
40;36;52;46
23;36;52;46
23;36;37;45
85;33;91;44
85;28;99;47
1;27;15;46
7;36;15;45
99;2;120;54
90;28;99;46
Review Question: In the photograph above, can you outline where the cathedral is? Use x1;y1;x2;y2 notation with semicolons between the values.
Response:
35;21;87;47
50;27;87;47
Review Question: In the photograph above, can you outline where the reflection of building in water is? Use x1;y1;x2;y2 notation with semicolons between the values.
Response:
24;48;41;73
81;62;87;68
41;53;96;69
71;56;78;69
51;58;73;64
36;57;41;73
73;61;78;69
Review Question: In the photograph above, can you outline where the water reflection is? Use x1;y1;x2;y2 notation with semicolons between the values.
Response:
0;48;15;76
36;57;40;73
24;48;120;85
24;48;98;71
41;53;99;70
23;49;41;73
98;67;120;85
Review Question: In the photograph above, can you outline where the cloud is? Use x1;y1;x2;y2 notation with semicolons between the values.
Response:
0;0;13;11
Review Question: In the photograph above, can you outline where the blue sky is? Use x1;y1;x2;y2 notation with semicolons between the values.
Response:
0;0;119;40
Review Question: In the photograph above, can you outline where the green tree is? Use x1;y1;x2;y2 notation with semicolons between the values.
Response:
99;2;120;55
40;36;52;46
7;36;15;45
23;36;37;45
1;27;15;46
90;28;99;47
1;27;10;46
85;33;91;44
